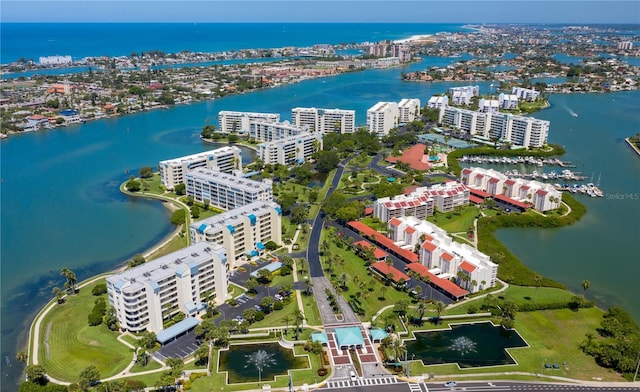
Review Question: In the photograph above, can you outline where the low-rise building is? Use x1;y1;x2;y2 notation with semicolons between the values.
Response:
460;167;562;211
498;93;519;109
190;201;282;269
106;242;229;333
185;168;272;210
511;87;540;101
257;132;323;165
159;146;242;190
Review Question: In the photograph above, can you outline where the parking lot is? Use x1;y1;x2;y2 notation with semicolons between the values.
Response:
155;331;200;361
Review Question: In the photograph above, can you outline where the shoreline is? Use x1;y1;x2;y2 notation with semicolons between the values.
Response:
624;137;640;156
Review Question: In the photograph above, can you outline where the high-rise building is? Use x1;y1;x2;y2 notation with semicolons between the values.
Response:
217;111;279;134
367;101;399;137
107;242;229;333
190;201;282;269
258;132;323;165
398;98;421;124
248;121;307;142
159;146;242;190
185;168;272;210
291;107;356;134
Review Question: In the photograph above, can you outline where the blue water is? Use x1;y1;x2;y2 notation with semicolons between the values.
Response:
1;23;639;389
0;23;465;63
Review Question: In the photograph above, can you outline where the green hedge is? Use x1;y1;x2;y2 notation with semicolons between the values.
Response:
517;298;594;312
477;193;585;288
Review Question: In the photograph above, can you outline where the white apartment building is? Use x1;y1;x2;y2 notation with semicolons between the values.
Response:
257;132;323;165
248;120;307;142
427;95;449;109
618;41;633;50
478;98;500;113
291;107;356;134
388;216;497;293
373;181;469;222
106;242;229;333
460;167;562;211
190;201;282;269
511;87;540;101
439;106;549;148
369;43;388;57
367;101;399;137
159;146;242;190
398;98;421;124
498;93;519;109
449;85;479;105
39;55;73;65
185;168;272;210
217;111;280;134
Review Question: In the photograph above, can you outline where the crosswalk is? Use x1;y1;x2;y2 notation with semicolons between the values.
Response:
409;382;425;392
326;376;398;389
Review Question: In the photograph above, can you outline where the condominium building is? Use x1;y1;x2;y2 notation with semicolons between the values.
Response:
373;181;469;222
398;98;421;124
248;120;307;142
478;98;499;113
159;146;242;190
106;242;229;333
439;106;550;148
618;41;633;50
257;132;323;165
511;87;540;101
368;43;388;57
388;216;498;293
392;44;411;63
39;55;73;65
217;111;280;134
449;85;479;105
460;167;562;211
367;101;399;137
185;168;273;210
498;93;519;109
427;95;448;109
291;107;356;134
190;201;282;269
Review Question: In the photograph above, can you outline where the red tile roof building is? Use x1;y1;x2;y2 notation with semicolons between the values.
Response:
371;262;410;285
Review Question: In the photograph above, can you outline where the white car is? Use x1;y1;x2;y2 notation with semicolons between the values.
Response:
443;381;457;387
349;371;357;382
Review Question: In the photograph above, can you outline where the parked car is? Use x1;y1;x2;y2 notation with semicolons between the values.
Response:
443;381;457;387
254;304;263;311
349;371;357;382
274;294;283;301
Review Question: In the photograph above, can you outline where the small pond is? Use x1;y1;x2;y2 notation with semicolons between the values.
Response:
405;322;528;368
218;342;309;383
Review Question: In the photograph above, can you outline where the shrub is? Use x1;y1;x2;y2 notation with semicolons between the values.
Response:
467;305;478;314
170;209;186;225
317;368;328;376
255;311;265;321
273;301;284;310
92;283;107;296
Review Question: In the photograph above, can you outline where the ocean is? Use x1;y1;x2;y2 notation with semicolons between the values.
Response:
1;23;639;389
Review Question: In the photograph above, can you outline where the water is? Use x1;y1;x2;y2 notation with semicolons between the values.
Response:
406;322;528;368
218;342;308;383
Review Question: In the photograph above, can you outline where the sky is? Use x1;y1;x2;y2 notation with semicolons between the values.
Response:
1;0;639;23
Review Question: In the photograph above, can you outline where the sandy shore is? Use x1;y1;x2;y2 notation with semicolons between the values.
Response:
394;34;434;44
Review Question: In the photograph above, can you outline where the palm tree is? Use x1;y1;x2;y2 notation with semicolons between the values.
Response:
303;277;313;296
51;287;65;304
380;285;388;300
415;300;426;322
480;280;487;291
60;268;77;294
434;301;446;324
424;274;433;299
582;280;591;299
470;280;478;293
533;274;542;301
283;315;292;334
388;338;407;372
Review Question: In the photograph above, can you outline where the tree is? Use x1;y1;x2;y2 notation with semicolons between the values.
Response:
533;274;542;301
245;278;258;294
174;183;186;195
257;268;272;284
315;150;340;173
194;343;210;366
140;331;157;349
304;277;313;296
388;338;407;366
434;301;446;324
380;285;388;300
165;357;184;377
582;280;591;298
78;365;100;391
138;166;153;178
228;134;239;143
60;268;77;294
243;308;257;323
190;205;201;218
25;365;48;385
125;177;141;192
52;287;65;304
260;296;275;313
170;209;186;225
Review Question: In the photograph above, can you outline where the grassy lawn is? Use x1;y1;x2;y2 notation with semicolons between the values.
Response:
427;206;480;233
129;358;163;373
250;296;299;329
301;293;323;327
360;217;388;233
37;284;132;382
120;334;140;347
146;229;189;260
321;230;414;321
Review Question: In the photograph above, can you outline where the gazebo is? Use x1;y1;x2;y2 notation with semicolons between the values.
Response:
311;332;329;346
335;326;364;350
369;328;388;343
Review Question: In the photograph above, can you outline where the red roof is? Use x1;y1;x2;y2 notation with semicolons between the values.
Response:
488;178;500;183
459;260;477;273
494;194;530;209
505;179;516;185
364;207;374;215
405;263;469;298
535;189;548;196
442;252;454;261
422;241;438;252
469;188;491;198
385;143;432;171
389;218;402;227
469;195;484;204
372;262;410;283
403;185;419;195
353;240;388;259
461;168;472;175
347;221;419;263
405;227;416;234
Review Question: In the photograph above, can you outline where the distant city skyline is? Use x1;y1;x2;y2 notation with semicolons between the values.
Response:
2;0;639;24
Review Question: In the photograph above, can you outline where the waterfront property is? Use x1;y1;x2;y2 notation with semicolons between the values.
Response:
185;168;273;210
159;146;242;190
367;101;399;137
461;167;562;212
257;132;323;165
106;242;228;333
373;180;469;222
439;106;550;148
291;107;356;134
388;216;497;293
449;85;479;105
398;98;421;124
217;110;280;134
512;87;540;101
190;200;282;269
249;120;309;142
405;322;528;368
427;95;449;109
